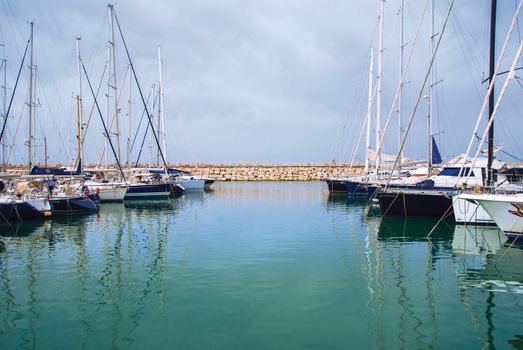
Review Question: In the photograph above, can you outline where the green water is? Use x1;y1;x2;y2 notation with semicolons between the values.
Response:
0;182;522;349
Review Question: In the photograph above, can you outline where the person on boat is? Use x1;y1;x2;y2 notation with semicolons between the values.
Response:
47;176;58;197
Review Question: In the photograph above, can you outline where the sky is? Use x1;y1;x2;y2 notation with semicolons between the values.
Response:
0;0;521;166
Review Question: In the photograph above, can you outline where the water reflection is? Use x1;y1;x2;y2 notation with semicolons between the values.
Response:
378;216;454;242
324;193;368;210
371;217;456;348
213;181;322;204
0;183;522;349
0;199;176;348
0;221;52;238
453;225;523;290
452;225;523;349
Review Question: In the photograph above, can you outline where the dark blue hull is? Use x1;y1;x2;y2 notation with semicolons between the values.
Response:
377;190;454;219
367;184;380;199
326;179;348;193
125;183;171;199
50;196;99;215
0;201;52;223
344;181;368;195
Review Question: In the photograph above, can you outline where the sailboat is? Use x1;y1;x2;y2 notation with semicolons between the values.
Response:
151;46;211;191
452;1;523;236
451;0;523;225
381;1;523;221
0;179;52;223
98;5;183;199
376;0;502;219
331;0;436;197
1;23;98;217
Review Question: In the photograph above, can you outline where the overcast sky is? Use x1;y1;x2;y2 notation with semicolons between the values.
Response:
0;0;521;165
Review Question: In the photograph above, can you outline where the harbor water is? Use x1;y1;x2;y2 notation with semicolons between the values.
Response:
0;182;522;349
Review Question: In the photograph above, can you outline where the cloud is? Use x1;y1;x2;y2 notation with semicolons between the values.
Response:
0;0;521;165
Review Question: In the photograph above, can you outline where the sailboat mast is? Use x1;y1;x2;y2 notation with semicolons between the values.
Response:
127;63;132;172
375;0;385;175
158;46;167;166
76;37;83;166
44;136;47;167
109;4;122;172
105;46;111;169
1;53;6;168
27;22;34;173
427;0;435;177
76;95;81;165
156;88;161;167
365;48;374;175
398;0;404;169
487;0;497;187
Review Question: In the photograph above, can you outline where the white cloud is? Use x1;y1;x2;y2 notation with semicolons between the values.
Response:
0;0;521;165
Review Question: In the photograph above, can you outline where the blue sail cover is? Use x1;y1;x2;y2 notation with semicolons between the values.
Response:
30;160;82;176
432;137;442;164
149;168;192;176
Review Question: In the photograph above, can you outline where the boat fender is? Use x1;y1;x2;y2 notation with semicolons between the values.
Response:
96;187;100;195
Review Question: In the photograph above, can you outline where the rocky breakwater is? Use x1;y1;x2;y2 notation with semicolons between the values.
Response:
172;164;363;181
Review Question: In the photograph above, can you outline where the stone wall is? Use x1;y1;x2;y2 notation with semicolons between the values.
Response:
3;164;364;181
172;164;364;181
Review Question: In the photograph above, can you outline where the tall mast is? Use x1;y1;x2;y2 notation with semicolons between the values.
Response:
76;95;81;166
1;48;6;168
375;0;385;175
76;37;83;166
156;88;161;166
109;4;122;172
158;46;167;166
487;0;497;187
27;22;34;173
105;46;111;169
365;48;374;175
44;136;48;167
398;0;404;169
427;0;435;177
127;63;132;172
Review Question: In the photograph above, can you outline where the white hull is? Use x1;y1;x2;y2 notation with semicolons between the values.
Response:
452;194;494;225
467;193;523;236
97;187;128;201
177;177;205;191
85;182;128;202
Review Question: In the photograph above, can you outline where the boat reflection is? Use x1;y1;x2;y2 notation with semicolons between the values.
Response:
325;193;368;207
124;199;175;212
452;225;523;349
378;216;454;242
0;220;52;237
453;225;523;288
0;198;174;348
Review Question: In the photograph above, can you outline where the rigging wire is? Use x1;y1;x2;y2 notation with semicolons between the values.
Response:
330;13;380;164
458;0;523;186
0;35;28;144
113;7;168;171
372;0;431;170
385;0;456;188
